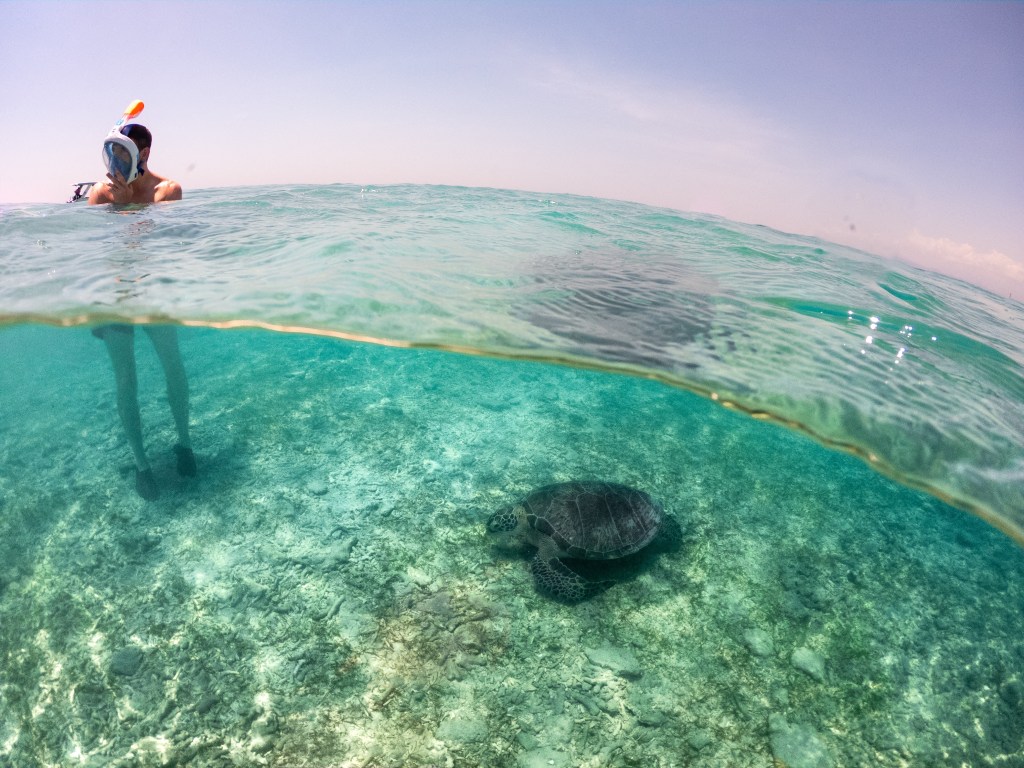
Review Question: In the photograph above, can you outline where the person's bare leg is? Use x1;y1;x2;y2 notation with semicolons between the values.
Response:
102;328;158;499
145;325;196;475
103;329;147;468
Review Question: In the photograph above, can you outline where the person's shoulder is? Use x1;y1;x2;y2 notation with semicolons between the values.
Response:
154;178;182;202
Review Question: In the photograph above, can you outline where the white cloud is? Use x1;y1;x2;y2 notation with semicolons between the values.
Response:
525;54;791;165
510;52;810;221
900;230;1024;297
534;60;664;123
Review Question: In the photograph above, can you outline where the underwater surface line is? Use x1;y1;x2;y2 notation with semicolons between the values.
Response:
6;310;1020;547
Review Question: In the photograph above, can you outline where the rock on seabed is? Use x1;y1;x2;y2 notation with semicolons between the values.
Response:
584;644;642;679
743;627;774;657
769;714;834;768
791;647;825;681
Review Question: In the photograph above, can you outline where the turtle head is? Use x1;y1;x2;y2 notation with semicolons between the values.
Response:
486;505;520;534
487;504;530;552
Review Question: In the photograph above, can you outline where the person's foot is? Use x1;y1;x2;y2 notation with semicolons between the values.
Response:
174;445;197;477
135;468;159;501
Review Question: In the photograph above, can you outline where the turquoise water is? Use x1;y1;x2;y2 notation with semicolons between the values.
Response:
1;184;1022;766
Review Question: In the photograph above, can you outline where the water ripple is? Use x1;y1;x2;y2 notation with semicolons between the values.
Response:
1;184;1021;540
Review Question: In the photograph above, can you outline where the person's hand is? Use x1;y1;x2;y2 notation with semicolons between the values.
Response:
106;170;131;204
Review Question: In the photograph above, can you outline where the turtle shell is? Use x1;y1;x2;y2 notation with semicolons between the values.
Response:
521;481;663;560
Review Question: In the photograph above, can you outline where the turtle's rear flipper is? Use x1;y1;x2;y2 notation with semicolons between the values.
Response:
531;555;613;602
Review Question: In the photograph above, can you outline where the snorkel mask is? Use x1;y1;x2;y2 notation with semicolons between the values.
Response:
102;100;144;183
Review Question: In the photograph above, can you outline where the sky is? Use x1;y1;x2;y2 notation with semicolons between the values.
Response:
1;1;1022;298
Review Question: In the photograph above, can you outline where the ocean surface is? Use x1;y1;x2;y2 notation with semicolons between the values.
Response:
0;184;1022;767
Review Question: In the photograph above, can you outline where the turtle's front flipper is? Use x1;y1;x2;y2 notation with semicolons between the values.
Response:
530;554;612;602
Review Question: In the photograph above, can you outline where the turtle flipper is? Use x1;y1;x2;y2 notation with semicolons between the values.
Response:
530;554;612;602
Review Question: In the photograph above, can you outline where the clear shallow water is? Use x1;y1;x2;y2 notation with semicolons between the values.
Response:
3;184;1021;541
0;185;1022;766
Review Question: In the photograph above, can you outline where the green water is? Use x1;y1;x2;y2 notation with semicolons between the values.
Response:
1;323;1022;767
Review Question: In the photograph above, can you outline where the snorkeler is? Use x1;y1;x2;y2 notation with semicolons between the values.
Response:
88;122;182;205
88;114;194;500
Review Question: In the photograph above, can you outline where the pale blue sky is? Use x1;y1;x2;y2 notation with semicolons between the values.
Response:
2;1;1022;296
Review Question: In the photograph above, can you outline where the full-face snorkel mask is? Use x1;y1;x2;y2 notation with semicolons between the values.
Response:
102;100;145;183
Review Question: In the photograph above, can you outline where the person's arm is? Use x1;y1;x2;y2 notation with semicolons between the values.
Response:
87;181;114;205
88;171;131;205
153;180;183;202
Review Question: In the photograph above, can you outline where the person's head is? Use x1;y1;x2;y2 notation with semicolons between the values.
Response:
121;123;152;169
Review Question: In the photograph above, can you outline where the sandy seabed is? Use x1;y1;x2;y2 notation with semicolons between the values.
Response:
1;325;1022;768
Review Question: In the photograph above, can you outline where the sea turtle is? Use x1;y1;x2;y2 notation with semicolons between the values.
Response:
486;480;664;602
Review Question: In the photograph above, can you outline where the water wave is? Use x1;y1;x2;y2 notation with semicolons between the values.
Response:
2;184;1021;541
